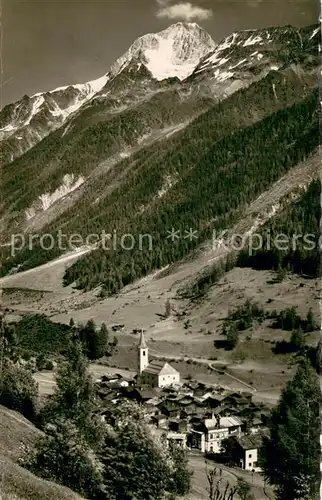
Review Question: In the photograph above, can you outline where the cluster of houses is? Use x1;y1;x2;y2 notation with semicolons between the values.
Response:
94;331;268;472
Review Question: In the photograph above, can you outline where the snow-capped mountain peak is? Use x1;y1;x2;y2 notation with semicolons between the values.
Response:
32;74;108;99
0;75;109;139
110;22;216;81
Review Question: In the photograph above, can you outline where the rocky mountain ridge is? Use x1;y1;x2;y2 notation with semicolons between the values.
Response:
1;22;319;165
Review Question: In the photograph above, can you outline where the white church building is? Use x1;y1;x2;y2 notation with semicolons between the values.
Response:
137;330;180;388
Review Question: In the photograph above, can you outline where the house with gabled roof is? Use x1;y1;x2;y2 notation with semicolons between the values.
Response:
190;415;242;453
225;433;264;472
137;330;180;388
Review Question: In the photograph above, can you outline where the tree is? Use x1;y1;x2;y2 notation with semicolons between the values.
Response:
261;359;321;499
205;465;237;500
305;308;317;332
86;322;109;360
165;299;171;318
290;327;306;350
236;478;254;500
168;442;192;496
25;419;104;499
112;335;118;349
0;312;18;361
275;266;286;283
315;339;322;375
0;362;39;421
226;323;239;350
100;421;171;500
40;338;101;445
78;320;115;359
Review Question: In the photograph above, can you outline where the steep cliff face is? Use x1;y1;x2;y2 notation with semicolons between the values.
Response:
109;22;216;81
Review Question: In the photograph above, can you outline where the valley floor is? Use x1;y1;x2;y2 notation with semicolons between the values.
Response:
2;261;319;406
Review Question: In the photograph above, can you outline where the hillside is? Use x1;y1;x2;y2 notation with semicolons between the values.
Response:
0;24;319;295
0;69;319;289
1;158;320;405
0;406;85;500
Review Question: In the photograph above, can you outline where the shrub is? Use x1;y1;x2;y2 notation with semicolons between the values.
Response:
25;419;104;498
0;362;38;421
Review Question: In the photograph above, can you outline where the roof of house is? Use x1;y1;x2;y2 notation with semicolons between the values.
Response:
220;416;242;428
236;434;264;450
153;414;167;421
211;406;229;416
101;374;119;381
159;402;181;413
180;405;202;416
204;418;218;430
143;360;179;376
224;391;251;401
145;396;161;406
126;388;157;400
139;389;157;400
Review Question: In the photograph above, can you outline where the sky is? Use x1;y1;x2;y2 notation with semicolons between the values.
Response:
1;0;319;106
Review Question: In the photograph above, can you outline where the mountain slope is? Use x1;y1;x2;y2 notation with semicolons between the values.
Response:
0;22;216;164
1;23;318;166
0;22;319;295
0;76;108;165
1;80;318;288
190;24;320;83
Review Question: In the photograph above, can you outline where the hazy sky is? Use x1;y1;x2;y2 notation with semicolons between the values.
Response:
2;0;319;106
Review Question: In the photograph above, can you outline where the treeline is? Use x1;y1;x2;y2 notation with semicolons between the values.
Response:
4;314;117;361
237;179;321;277
62;89;318;293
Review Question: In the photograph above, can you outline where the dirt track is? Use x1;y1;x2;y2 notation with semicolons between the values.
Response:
188;453;275;500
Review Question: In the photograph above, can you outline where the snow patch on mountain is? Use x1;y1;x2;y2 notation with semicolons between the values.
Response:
26;96;45;125
157;175;176;198
243;35;263;47
229;58;248;69
0;123;16;132
211;69;234;82
25;174;85;219
310;27;320;40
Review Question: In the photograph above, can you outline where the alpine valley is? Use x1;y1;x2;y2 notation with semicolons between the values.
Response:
0;20;321;500
0;22;320;290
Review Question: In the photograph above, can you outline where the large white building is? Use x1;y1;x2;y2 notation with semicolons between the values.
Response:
191;416;242;453
137;330;180;388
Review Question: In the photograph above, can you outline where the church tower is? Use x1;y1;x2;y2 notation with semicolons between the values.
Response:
138;329;148;374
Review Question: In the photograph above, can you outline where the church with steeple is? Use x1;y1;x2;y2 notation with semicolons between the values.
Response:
137;330;180;388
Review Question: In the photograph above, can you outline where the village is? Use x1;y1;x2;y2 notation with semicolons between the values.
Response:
94;330;268;473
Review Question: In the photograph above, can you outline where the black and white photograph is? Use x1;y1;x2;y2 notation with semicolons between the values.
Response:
0;0;321;498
